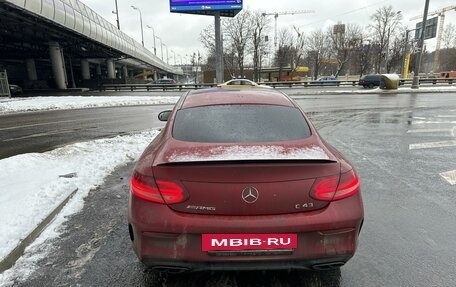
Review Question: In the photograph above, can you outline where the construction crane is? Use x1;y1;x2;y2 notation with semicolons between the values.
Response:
262;10;315;48
410;5;456;72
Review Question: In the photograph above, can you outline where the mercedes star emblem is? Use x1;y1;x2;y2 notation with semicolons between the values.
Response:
242;187;259;204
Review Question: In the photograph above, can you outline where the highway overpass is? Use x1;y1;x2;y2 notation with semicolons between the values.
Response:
0;0;182;91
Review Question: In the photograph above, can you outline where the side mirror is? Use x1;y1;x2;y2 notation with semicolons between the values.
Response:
158;110;172;122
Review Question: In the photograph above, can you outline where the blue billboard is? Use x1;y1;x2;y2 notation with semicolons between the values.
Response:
170;0;242;17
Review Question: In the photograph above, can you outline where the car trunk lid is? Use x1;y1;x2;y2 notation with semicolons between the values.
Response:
153;159;340;215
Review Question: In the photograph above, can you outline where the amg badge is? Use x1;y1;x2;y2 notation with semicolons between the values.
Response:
186;205;216;211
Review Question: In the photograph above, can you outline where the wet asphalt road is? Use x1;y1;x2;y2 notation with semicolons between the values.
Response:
0;105;170;159
3;91;456;286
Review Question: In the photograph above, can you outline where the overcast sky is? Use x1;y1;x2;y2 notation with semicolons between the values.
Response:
81;0;456;64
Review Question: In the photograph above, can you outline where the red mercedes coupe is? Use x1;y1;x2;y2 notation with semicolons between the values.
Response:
128;87;364;273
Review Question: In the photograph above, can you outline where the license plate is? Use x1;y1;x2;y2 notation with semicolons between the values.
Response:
202;234;297;251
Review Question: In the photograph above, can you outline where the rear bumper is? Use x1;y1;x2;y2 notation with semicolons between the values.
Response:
128;193;363;271
141;256;351;272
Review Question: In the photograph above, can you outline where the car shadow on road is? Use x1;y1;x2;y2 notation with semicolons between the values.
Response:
141;268;342;287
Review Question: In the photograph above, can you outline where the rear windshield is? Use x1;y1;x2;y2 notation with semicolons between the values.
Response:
173;104;311;143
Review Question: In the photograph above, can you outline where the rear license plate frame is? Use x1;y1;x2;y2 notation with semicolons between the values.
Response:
202;233;297;252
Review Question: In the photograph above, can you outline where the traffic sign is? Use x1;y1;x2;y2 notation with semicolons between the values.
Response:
415;16;438;40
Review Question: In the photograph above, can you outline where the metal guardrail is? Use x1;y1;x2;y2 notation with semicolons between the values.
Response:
267;80;358;88
99;83;218;91
98;78;455;91
401;78;454;85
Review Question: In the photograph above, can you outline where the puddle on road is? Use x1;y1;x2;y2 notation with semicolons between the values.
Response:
309;110;413;127
363;112;408;125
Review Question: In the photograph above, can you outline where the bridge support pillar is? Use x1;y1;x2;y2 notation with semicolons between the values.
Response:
81;59;90;80
48;42;67;89
25;59;38;81
96;64;102;78
122;66;128;79
106;59;115;79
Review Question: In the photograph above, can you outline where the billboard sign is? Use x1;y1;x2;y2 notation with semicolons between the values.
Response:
333;24;345;34
415;16;438;41
170;0;242;17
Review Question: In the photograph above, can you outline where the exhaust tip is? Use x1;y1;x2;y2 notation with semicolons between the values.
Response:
312;262;345;270
152;266;190;274
128;224;134;242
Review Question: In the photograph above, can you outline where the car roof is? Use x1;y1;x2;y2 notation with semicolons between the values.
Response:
181;88;295;109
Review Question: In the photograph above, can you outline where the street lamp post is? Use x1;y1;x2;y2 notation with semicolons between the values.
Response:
146;25;157;56
401;29;415;79
155;36;163;61
112;0;120;30
384;27;391;73
171;50;176;65
131;6;144;47
412;0;430;89
163;44;169;64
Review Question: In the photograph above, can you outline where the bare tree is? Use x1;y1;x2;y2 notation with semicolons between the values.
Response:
223;10;253;77
386;33;405;73
369;5;403;73
251;11;269;81
223;43;238;78
357;39;374;76
200;22;239;78
327;23;363;77
200;11;256;79
199;23;216;54
436;48;456;72
305;29;331;79
291;26;306;71
438;24;456;72
441;23;456;49
273;28;295;81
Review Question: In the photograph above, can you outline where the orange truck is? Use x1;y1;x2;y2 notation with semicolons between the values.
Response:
440;71;456;78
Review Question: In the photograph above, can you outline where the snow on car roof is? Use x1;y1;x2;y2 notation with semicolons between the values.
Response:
182;88;294;109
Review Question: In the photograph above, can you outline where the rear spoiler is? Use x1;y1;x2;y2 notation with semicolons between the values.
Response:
157;159;338;166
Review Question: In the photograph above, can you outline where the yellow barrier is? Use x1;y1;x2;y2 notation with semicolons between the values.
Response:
380;74;400;90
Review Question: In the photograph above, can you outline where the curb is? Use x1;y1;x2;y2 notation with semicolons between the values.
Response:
284;88;456;96
0;188;79;273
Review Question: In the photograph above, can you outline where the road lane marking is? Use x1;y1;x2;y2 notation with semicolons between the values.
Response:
407;128;452;133
2;130;75;142
0;113;142;131
409;140;456;150
0;119;82;131
440;170;456;185
412;120;456;124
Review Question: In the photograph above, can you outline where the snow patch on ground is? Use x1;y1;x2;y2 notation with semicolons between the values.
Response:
0;129;160;285
0;96;179;114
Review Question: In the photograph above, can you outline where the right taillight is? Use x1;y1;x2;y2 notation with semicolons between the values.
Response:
310;170;360;201
334;170;360;200
130;171;186;204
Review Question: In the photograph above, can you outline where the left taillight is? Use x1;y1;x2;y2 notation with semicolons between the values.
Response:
130;171;186;204
310;169;360;201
